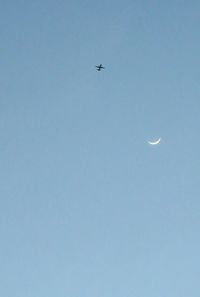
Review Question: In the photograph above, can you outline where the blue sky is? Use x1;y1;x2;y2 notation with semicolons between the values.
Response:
1;1;200;296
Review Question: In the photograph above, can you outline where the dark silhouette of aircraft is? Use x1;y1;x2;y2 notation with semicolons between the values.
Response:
95;64;105;71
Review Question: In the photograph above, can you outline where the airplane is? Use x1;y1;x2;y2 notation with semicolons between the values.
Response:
95;64;105;71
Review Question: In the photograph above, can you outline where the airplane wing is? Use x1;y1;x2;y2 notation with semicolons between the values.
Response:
95;65;105;70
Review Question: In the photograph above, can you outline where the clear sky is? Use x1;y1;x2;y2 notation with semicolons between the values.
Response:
1;1;200;296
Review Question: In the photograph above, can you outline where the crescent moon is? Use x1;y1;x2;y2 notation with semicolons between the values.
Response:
147;138;161;145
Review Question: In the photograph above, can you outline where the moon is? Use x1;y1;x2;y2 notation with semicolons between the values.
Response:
147;138;161;145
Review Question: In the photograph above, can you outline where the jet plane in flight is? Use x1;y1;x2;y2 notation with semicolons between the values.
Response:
95;64;105;71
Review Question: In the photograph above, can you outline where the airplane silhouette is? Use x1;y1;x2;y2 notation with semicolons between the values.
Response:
95;64;105;71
